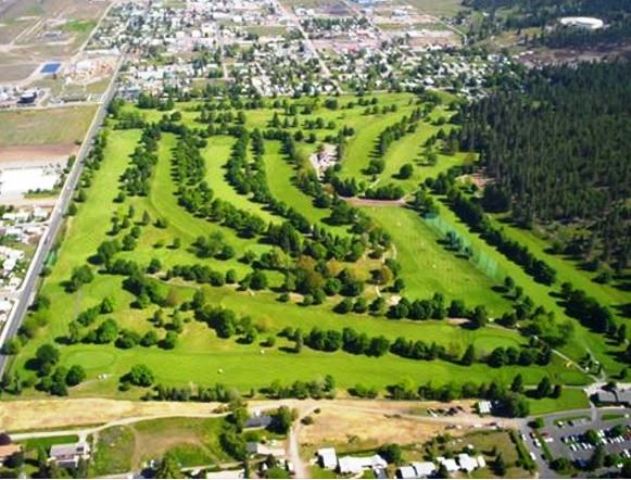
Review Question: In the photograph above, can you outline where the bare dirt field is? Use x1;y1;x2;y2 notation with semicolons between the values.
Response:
0;398;517;434
0;143;77;164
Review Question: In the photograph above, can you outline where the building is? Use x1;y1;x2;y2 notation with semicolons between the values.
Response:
49;442;91;468
245;413;273;429
0;443;21;466
457;453;478;473
316;447;338;469
396;461;437;479
477;400;492;415
437;456;459;473
559;16;604;30
595;387;631;406
338;454;387;474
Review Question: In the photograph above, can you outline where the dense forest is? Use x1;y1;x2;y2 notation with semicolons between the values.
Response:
462;0;631;47
458;61;631;273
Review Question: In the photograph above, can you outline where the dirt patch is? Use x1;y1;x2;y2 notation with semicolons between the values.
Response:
300;405;450;453
0;143;77;164
0;398;223;431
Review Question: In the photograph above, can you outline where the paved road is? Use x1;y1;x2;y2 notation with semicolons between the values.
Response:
0;54;124;377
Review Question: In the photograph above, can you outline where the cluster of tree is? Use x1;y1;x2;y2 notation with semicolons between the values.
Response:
136;93;175;111
120;125;161;196
458;61;631;273
29;344;86;396
385;378;531;417
195;305;257;341
65;265;94;293
121;364;155;388
123;272;168;308
559;283;627;353
448;190;557;285
487;344;551;368
166;264;237;286
192;232;235;260
260;375;336;400
364;183;405;200
304;327;390;357
151;382;241;403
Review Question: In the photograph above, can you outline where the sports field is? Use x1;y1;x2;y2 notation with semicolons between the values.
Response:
7;93;596;415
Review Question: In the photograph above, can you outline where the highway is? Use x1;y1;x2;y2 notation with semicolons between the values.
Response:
0;55;124;377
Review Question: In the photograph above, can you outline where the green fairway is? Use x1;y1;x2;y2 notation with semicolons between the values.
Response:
432;197;628;376
363;206;510;316
7;93;596;414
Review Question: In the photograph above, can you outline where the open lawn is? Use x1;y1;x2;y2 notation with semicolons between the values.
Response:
431;197;629;377
363;206;509;315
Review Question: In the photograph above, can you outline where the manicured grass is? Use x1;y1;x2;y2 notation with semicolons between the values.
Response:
203;135;281;225
8;94;593;410
490;215;630;321
432;196;628;376
0;106;97;146
362;206;510;316
264;140;348;236
527;388;590;416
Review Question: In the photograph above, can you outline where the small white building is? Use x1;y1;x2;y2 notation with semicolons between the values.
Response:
338;454;387;474
316;447;338;469
437;456;459;473
457;453;477;473
477;400;492;415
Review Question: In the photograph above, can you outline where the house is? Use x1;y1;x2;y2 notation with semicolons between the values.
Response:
317;447;337;469
246;442;285;457
413;462;437;477
477;400;492;415
437;456;459;473
338;454;387;474
0;443;21;466
396;466;417;479
49;442;90;468
396;462;437;479
245;413;273;429
457;453;477;473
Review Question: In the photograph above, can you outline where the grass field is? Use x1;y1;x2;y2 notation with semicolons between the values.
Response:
0;106;97;146
90;416;234;475
429;198;629;377
6;93;597;415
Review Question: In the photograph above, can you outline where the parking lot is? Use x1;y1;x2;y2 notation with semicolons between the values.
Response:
527;408;631;471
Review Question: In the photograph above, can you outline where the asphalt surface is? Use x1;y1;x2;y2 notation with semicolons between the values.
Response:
519;407;631;478
0;56;124;377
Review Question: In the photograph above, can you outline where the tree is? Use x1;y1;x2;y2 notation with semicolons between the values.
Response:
229;400;249;433
461;345;475;366
378;443;402;464
588;444;605;470
65;365;86;387
125;364;154;387
155;452;183;478
510;374;524;393
471;305;488;328
397;163;414;179
535;377;552;398
270;406;295;434
493;453;506;476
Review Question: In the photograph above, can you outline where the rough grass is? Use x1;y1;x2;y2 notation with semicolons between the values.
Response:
0;106;97;146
